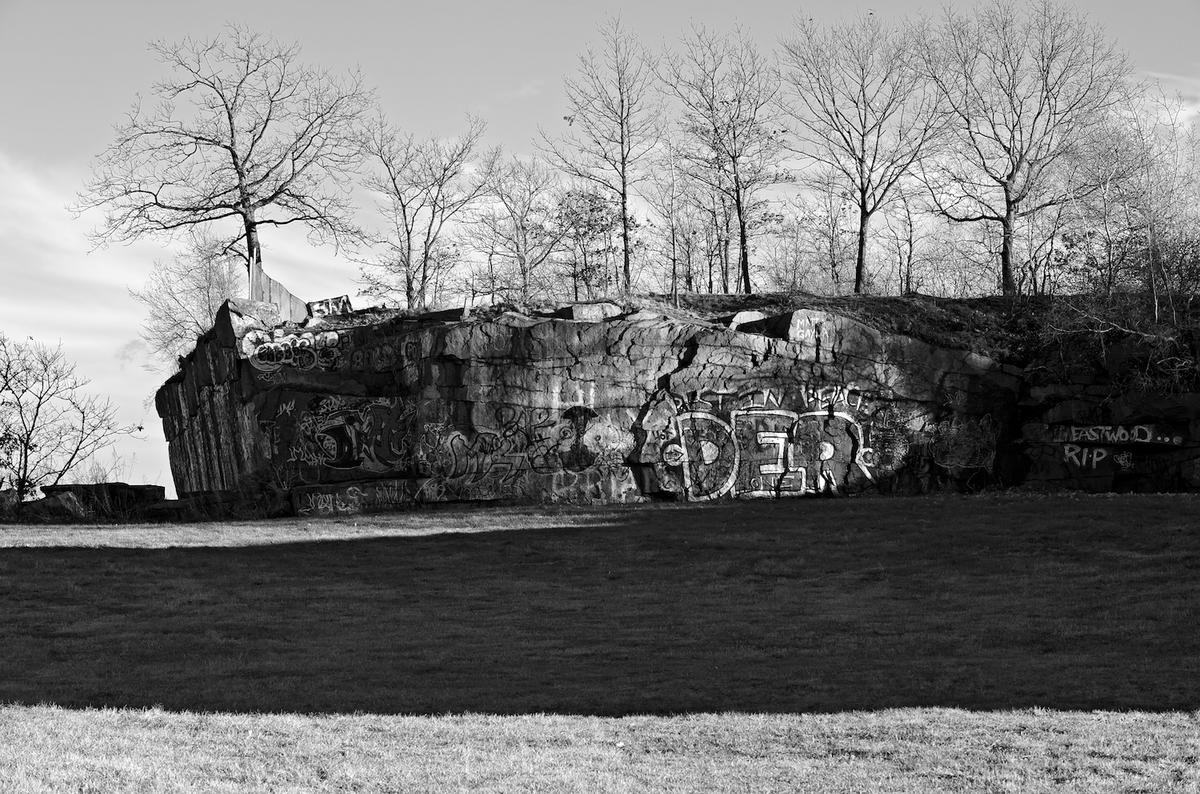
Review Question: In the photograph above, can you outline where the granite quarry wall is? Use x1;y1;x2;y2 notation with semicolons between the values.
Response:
155;296;1200;516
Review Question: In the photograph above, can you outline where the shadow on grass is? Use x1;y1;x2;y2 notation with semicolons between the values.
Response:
1;496;1198;715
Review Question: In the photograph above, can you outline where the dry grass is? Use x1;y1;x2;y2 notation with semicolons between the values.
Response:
1;493;1198;791
2;706;1197;793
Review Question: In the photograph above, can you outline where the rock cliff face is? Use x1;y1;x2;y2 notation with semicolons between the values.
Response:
154;296;1200;515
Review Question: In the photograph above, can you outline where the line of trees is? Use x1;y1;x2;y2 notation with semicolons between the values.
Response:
77;2;1200;363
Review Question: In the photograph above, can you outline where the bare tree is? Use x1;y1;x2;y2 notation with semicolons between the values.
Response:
554;187;624;300
77;25;372;295
781;13;947;294
463;156;567;302
664;26;787;294
758;196;816;293
1068;89;1200;317
130;231;247;365
878;181;936;295
0;336;136;503
360;116;498;309
918;0;1131;295
643;139;693;299
539;18;659;294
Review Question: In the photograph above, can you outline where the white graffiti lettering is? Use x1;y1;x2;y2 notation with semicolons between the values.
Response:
1050;424;1181;445
1063;443;1110;469
243;329;342;372
800;382;864;411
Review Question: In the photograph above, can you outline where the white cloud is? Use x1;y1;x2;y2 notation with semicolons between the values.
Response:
1143;70;1200;118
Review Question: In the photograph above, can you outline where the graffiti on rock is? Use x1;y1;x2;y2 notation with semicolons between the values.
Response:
412;404;638;501
243;328;343;372
416;418;531;500
528;406;635;474
288;396;416;476
1062;444;1111;469
260;375;1014;504
306;295;352;319
296;479;417;517
274;394;642;501
1049;424;1182;446
799;382;865;411
928;414;998;472
635;385;878;500
662;410;740;500
1035;423;1184;472
1023;422;1192;489
295;489;358;517
347;343;401;372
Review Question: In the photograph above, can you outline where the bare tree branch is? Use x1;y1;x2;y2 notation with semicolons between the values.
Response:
917;0;1131;295
662;26;787;293
781;13;949;293
359;116;499;309
129;230;248;365
76;24;373;295
538;18;659;293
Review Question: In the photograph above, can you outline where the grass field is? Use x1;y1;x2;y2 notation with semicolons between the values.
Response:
1;493;1198;791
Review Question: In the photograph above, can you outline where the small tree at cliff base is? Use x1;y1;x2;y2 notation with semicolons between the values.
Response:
0;336;137;503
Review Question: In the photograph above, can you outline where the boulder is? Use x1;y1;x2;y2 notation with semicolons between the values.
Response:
554;302;624;322
41;483;168;518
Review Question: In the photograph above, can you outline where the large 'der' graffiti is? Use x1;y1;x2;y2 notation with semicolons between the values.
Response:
633;383;909;500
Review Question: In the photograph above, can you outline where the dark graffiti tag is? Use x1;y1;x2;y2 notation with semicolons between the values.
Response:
288;396;416;476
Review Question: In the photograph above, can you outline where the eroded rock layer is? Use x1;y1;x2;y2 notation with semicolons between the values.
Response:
154;296;1200;515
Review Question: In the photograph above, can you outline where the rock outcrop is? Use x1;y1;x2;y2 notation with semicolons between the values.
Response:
154;294;1200;515
157;296;1046;515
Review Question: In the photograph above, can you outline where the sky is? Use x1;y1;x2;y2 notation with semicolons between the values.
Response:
1;0;1198;497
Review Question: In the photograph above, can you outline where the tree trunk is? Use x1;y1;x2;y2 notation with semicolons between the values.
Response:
721;234;730;293
1001;204;1017;296
620;187;632;293
580;246;589;300
244;216;263;300
1146;220;1160;323
735;192;752;294
854;205;871;294
828;222;840;291
684;240;694;292
669;223;678;304
405;271;417;310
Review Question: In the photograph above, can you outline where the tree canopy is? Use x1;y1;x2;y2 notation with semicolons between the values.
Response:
78;24;372;294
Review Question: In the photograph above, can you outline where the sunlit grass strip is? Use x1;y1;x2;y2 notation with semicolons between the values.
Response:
2;706;1198;793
